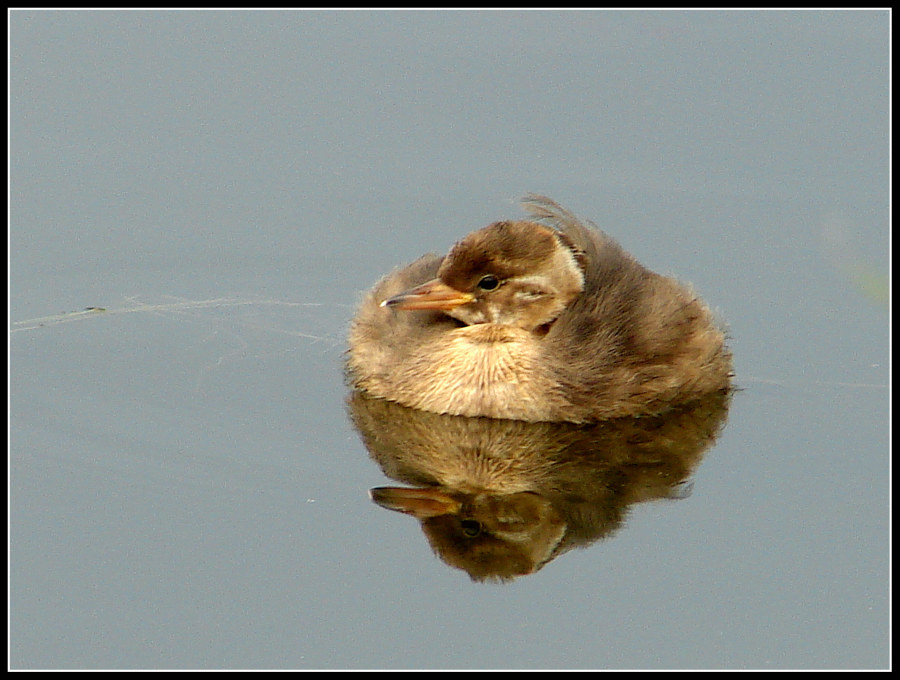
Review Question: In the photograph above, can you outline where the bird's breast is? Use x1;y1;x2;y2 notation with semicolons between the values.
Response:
399;324;561;421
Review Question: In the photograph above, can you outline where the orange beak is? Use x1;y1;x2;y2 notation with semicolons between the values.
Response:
380;278;474;311
370;487;462;519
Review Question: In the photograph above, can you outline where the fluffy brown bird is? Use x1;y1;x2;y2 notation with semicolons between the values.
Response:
346;195;732;423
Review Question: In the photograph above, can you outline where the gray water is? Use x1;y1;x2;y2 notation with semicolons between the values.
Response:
10;10;888;669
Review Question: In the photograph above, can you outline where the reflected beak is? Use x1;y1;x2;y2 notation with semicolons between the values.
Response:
370;487;462;519
380;278;474;311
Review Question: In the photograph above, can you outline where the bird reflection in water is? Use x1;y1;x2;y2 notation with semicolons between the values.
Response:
349;390;731;582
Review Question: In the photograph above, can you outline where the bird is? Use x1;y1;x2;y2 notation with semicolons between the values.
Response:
346;195;732;423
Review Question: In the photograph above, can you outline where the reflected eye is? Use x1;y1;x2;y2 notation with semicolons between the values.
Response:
460;519;482;537
476;275;500;291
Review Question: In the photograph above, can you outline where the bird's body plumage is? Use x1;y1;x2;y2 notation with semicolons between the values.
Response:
346;196;731;423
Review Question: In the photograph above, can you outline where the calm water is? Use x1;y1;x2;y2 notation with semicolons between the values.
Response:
11;10;888;669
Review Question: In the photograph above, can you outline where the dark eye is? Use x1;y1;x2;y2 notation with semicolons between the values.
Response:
476;275;500;291
460;519;482;537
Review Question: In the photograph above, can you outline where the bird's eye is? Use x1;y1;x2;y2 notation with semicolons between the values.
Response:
477;275;500;291
460;519;482;537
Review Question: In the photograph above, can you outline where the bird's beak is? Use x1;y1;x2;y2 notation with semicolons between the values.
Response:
380;278;474;311
370;487;461;519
